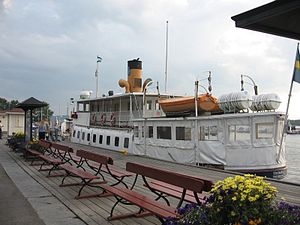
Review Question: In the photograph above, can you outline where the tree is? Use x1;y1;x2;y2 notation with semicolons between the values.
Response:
0;97;54;121
0;97;19;110
0;97;8;110
32;103;54;122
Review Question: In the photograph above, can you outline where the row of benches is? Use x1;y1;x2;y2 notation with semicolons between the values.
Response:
24;140;214;223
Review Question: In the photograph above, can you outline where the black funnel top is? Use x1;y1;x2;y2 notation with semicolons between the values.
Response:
128;58;142;70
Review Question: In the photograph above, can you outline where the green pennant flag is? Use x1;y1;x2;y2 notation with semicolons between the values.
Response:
293;43;300;83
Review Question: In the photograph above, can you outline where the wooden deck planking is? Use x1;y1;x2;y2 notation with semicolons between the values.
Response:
66;141;300;206
6;141;300;225
8;150;161;225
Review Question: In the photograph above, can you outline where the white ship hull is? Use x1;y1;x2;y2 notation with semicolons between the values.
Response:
71;111;287;179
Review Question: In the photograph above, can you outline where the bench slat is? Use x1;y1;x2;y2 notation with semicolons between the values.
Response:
76;150;112;165
59;164;99;180
148;180;208;204
39;155;64;164
127;162;205;193
27;149;42;156
88;161;133;178
101;184;178;218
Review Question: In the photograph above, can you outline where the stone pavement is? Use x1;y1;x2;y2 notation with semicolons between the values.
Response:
0;139;86;225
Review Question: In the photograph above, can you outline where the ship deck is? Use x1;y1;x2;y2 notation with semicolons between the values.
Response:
1;140;300;225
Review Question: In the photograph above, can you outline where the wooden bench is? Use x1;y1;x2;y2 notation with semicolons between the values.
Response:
100;162;206;223
58;150;117;199
146;178;213;204
79;150;133;188
24;140;52;165
38;143;73;177
59;163;101;199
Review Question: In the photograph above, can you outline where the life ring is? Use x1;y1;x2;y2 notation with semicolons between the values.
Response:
110;113;116;127
100;113;106;126
91;113;96;124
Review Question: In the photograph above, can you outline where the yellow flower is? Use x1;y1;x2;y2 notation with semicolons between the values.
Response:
249;220;255;225
256;218;262;224
248;196;257;202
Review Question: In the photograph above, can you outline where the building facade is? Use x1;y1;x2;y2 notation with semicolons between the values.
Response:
0;108;25;136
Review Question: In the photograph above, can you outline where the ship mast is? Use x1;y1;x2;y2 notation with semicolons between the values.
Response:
164;21;169;93
95;56;102;98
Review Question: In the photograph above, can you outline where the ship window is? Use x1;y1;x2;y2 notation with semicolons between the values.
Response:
82;132;85;140
147;126;153;138
73;130;76;137
134;78;142;87
124;137;129;148
91;104;94;112
115;137;119;147
114;103;119;112
77;131;80;139
106;136;111;145
134;126;139;138
228;125;250;142
157;126;171;140
146;100;152;110
93;134;96;143
256;123;274;139
84;103;90;112
155;100;160;110
87;133;90;141
176;127;191;141
127;102;130;110
78;103;84;112
99;135;103;144
199;126;218;141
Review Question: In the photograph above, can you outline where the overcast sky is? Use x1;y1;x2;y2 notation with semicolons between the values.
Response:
0;0;299;118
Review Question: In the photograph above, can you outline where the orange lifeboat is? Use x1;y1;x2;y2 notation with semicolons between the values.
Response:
159;94;220;114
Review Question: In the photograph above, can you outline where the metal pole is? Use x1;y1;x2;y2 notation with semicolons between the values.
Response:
195;81;199;117
143;80;154;118
96;62;99;98
96;56;102;98
164;21;169;93
241;74;258;95
30;110;33;141
194;80;199;164
277;75;294;162
241;75;244;91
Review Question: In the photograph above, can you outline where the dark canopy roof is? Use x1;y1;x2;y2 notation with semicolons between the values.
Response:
232;0;300;41
16;97;48;110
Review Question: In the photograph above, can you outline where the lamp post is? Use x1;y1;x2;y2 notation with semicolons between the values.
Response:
70;97;74;115
241;74;258;95
143;80;154;118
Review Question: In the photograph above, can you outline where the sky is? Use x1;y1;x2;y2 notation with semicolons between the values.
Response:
0;0;300;118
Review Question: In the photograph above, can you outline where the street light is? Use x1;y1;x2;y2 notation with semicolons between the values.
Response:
70;97;74;114
143;79;154;117
241;74;258;95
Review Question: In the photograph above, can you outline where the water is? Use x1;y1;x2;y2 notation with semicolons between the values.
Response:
282;134;300;184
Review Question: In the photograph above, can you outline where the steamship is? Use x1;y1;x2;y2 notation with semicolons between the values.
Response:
71;59;287;179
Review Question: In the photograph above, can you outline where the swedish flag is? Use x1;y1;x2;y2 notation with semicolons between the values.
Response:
293;43;300;83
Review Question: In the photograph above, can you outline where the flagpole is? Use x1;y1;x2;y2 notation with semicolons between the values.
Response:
164;20;169;93
277;43;299;162
95;56;102;98
277;74;293;162
96;62;99;98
